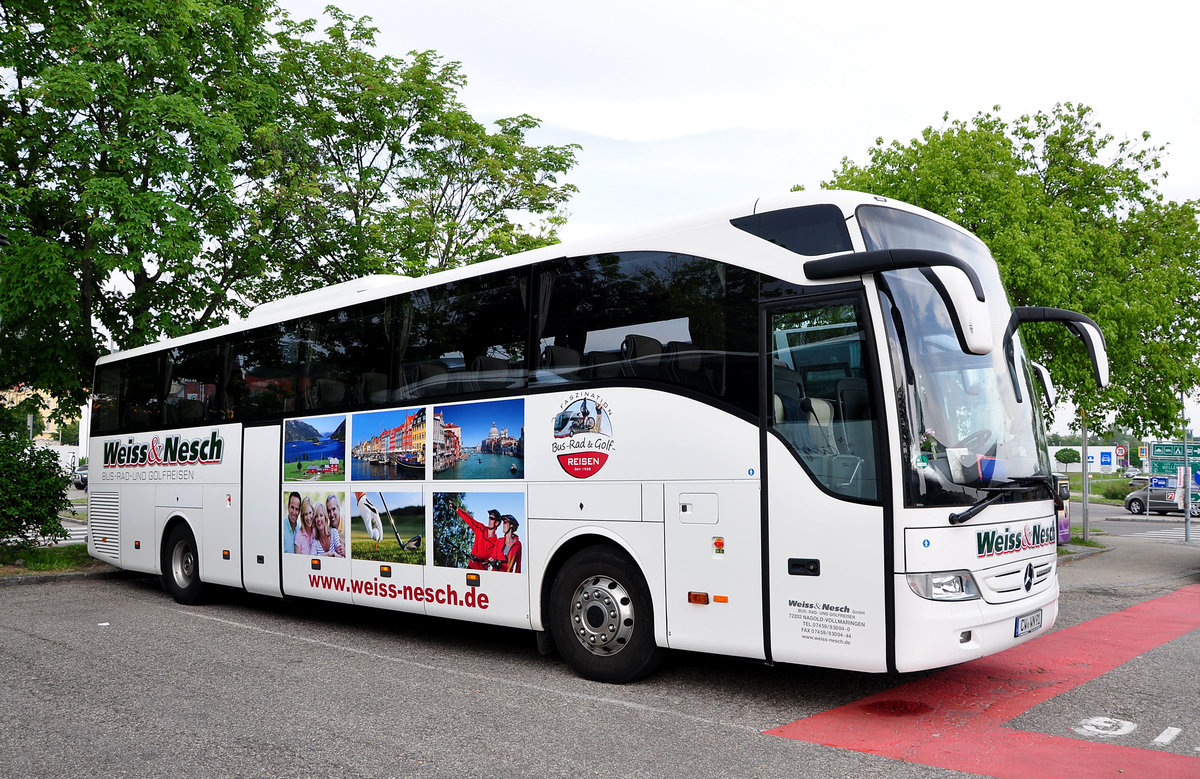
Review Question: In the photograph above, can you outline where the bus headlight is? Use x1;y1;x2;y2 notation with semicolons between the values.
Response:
907;570;980;601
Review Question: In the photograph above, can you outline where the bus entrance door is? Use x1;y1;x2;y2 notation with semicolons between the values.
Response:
764;297;889;672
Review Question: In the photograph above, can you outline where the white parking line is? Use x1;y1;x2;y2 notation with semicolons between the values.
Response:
1153;727;1182;746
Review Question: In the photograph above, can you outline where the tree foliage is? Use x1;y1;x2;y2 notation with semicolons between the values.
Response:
1054;447;1081;464
0;0;276;407
0;432;68;551
822;104;1200;436
0;1;578;408
241;7;578;299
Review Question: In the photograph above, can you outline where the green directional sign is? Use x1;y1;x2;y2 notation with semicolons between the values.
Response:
1150;441;1200;460
1150;460;1197;476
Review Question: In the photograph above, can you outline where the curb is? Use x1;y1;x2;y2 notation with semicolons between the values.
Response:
1058;544;1111;565
0;565;125;587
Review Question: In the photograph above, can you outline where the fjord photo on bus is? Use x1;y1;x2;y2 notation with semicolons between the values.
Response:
86;190;1109;683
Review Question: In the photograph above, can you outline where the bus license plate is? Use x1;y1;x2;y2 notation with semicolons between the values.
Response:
1014;609;1043;638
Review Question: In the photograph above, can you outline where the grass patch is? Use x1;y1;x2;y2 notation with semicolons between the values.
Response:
1065;535;1106;548
0;544;93;572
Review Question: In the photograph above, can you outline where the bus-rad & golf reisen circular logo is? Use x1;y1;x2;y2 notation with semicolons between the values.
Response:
552;393;614;478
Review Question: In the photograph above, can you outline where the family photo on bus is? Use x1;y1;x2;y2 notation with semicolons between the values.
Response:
282;490;347;558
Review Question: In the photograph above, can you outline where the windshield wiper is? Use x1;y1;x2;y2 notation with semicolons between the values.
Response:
948;476;1061;526
1005;475;1063;511
948;488;1010;525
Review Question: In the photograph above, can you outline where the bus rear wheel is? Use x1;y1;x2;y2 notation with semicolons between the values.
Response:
548;546;661;683
162;524;204;605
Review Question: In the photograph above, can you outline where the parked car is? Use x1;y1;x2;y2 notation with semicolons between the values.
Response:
72;463;87;490
1124;483;1199;517
1123;466;1141;478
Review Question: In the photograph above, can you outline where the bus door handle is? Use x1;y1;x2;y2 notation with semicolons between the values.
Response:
788;558;820;576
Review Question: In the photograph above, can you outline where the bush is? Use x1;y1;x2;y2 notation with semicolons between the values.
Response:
0;433;69;551
1098;481;1132;500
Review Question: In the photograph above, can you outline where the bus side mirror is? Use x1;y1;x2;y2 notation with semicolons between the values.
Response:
804;248;992;356
1004;307;1110;389
923;265;993;356
1029;360;1057;406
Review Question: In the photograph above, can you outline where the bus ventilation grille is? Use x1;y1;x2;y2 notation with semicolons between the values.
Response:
88;492;121;563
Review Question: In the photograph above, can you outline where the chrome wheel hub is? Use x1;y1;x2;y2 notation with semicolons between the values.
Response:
569;575;634;656
172;541;195;587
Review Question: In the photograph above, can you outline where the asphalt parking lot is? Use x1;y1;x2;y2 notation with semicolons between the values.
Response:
3;501;1198;777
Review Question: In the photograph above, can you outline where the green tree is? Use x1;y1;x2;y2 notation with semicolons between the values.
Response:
239;6;577;300
821;104;1200;436
1054;448;1081;465
57;416;80;446
0;432;68;551
0;0;277;407
0;2;579;408
0;394;45;437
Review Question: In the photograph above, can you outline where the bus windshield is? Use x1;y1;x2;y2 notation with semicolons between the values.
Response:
859;205;1050;508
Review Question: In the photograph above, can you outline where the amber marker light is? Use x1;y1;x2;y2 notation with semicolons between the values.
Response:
379;565;392;578
134;541;141;550
222;550;230;560
688;591;710;605
310;559;321;570
713;595;729;604
466;573;481;588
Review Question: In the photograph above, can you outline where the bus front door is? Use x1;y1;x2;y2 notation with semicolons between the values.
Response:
763;296;890;672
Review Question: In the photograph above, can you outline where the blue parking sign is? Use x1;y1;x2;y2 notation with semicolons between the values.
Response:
1100;452;1112;466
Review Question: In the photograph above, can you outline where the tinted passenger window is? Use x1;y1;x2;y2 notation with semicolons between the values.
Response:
536;252;757;414
403;270;529;399
164;344;222;426
122;353;165;433
91;364;122;436
230;322;299;421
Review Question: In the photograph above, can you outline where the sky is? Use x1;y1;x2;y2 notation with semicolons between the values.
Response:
276;0;1200;432
277;0;1200;242
435;399;524;445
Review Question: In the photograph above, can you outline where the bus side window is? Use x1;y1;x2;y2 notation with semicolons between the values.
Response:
122;354;165;433
535;251;756;415
164;343;221;427
407;271;529;401
91;364;122;436
230;322;299;421
770;300;878;502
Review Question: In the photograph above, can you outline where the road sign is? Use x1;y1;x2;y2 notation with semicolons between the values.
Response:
1150;441;1200;460
1150;460;1200;478
1116;445;1127;458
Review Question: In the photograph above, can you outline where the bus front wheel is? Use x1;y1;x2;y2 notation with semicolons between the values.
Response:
548;546;661;683
162;524;204;605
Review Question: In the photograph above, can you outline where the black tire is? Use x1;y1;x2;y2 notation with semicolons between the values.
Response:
1155;511;1168;516
161;523;204;605
1127;499;1144;514
547;546;662;683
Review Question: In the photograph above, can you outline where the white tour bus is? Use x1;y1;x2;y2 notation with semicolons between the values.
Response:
87;190;1108;683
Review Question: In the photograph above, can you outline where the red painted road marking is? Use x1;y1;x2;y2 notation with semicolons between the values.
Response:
767;584;1200;778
